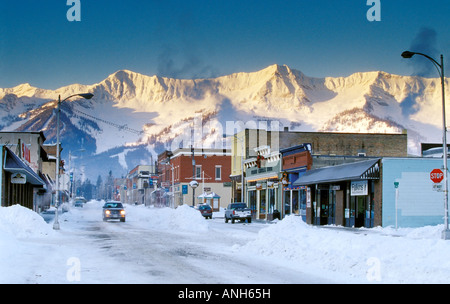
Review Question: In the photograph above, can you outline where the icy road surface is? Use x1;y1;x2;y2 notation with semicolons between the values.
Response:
7;200;450;284
2;201;349;284
55;203;338;284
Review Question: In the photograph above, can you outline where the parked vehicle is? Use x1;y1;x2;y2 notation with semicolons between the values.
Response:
225;203;252;223
73;197;86;208
73;200;84;208
102;201;126;222
198;204;213;219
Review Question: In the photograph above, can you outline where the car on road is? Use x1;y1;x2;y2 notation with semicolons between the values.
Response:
197;204;213;219
73;197;86;208
225;203;252;223
102;201;126;222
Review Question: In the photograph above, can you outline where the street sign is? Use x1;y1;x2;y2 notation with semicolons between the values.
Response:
430;169;444;184
182;185;188;194
433;183;444;192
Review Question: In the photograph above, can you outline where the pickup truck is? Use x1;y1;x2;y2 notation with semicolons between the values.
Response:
224;203;252;223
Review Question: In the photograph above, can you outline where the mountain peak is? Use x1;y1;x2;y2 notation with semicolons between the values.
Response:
107;69;145;81
0;83;40;98
260;64;294;76
1;63;448;180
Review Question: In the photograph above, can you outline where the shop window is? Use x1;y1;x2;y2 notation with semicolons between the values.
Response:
249;190;257;216
215;166;222;180
195;166;202;179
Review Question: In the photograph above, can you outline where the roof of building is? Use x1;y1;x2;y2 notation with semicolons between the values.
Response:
293;158;380;186
3;147;45;186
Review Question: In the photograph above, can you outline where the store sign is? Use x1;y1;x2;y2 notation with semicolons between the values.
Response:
11;173;27;184
351;180;368;196
21;143;31;163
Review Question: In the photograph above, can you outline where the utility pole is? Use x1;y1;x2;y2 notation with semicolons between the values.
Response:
191;145;196;206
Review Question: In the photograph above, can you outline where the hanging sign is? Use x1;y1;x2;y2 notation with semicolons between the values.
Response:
11;173;27;184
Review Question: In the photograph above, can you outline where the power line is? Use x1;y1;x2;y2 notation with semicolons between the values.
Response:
61;103;144;135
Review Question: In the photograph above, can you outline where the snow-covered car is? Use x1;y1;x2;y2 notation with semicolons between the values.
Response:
198;204;213;219
225;203;252;223
102;201;126;222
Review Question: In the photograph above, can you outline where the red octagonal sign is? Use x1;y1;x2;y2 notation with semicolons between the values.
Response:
430;169;444;184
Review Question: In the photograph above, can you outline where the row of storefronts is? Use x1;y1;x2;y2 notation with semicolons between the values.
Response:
293;158;381;228
0;132;58;212
240;141;382;228
242;149;450;228
233;129;449;229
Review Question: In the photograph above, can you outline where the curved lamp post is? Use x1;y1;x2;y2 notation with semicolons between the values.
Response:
402;51;449;239
53;93;94;230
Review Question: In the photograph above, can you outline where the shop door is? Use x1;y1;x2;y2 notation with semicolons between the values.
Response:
355;196;366;228
365;197;375;228
335;190;344;226
249;190;257;218
327;190;336;225
320;190;329;225
259;190;266;219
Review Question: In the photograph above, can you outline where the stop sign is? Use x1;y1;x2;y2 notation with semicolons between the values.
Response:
430;169;444;184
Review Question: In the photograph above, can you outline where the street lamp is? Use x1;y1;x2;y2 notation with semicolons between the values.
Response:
402;51;449;239
53;93;94;230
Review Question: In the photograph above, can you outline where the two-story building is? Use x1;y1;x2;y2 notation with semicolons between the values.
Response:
126;165;155;205
244;145;282;220
158;148;231;210
0;132;52;211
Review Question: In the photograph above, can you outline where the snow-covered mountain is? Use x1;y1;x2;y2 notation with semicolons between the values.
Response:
1;64;448;180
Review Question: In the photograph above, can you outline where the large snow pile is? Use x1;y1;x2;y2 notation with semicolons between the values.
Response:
125;204;210;232
0;205;54;238
0;205;56;284
237;215;450;284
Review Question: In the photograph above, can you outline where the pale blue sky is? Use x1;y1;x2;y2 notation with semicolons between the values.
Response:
1;0;449;89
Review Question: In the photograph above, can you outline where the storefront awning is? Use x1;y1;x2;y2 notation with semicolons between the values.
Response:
3;147;45;186
246;174;279;183
293;158;380;186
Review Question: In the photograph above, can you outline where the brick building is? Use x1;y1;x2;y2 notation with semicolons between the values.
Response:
281;144;313;220
294;158;381;227
231;128;408;204
158;148;231;209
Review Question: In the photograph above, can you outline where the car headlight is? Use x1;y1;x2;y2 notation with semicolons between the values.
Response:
120;210;126;216
105;210;111;215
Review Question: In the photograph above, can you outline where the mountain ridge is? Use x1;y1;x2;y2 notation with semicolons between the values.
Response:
1;64;448;180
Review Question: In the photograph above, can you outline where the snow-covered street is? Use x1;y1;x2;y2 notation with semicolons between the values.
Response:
0;201;333;284
2;201;450;284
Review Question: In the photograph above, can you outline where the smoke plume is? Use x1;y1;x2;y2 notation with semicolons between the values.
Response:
408;27;439;78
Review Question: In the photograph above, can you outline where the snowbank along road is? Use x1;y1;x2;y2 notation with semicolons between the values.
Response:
4;200;450;284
